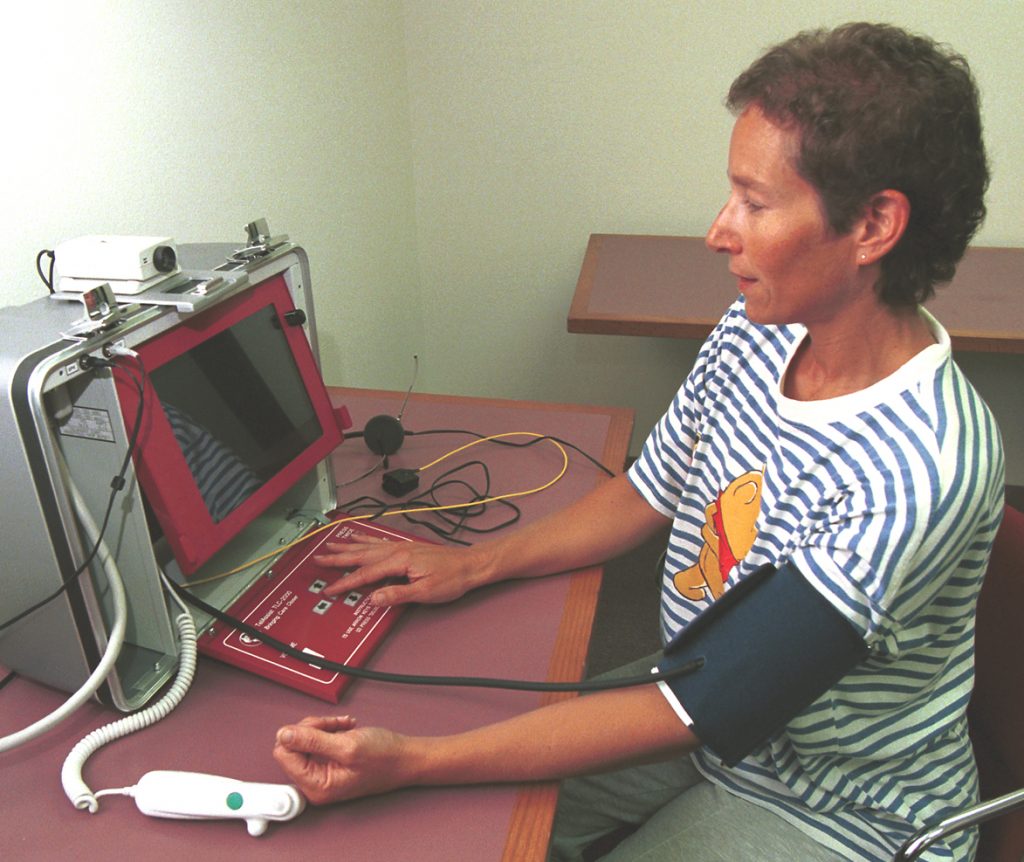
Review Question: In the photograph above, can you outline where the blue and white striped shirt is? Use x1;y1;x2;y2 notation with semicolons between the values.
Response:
629;299;1004;861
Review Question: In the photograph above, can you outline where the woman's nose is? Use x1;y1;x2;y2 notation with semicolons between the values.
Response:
705;206;738;255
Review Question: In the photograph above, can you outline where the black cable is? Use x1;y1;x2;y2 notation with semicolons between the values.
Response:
0;355;147;633
169;578;701;693
418;461;518;531
35;249;56;294
340;427;616;543
339;458;523;545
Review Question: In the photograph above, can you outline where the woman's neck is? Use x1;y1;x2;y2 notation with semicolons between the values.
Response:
783;303;935;401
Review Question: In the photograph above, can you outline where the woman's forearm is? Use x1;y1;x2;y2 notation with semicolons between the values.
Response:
478;472;670;586
404;685;696;788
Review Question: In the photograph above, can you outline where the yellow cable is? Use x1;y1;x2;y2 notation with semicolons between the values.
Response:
415;431;555;472
183;432;568;588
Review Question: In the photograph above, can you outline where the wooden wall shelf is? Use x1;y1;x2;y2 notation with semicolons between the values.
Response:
569;234;1024;353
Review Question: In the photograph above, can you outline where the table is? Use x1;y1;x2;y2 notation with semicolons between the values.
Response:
569;233;1024;352
0;387;633;861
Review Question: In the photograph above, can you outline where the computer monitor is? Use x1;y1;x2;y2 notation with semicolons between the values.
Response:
114;272;342;576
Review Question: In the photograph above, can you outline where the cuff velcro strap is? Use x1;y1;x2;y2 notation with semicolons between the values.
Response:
656;561;868;766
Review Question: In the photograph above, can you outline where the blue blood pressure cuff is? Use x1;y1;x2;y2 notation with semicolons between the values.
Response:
656;561;868;766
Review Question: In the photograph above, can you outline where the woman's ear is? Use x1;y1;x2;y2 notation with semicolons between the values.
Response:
856;189;910;265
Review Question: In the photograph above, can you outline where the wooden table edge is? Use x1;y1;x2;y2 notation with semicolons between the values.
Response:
500;402;634;862
568;314;716;340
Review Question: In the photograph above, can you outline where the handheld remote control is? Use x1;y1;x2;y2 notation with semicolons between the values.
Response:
131;770;305;836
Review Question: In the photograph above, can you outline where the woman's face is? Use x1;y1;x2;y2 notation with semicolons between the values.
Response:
705;105;863;328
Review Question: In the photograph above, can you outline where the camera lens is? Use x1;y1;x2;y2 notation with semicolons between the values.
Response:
153;245;177;273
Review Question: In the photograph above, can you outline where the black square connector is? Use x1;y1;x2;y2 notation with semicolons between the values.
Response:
382;468;420;497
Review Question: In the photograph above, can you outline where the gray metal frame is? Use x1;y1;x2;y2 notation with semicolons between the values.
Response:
0;232;337;711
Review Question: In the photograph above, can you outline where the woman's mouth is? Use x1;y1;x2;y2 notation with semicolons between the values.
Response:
733;273;757;292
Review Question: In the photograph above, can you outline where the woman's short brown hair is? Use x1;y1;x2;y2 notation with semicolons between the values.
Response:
727;22;989;307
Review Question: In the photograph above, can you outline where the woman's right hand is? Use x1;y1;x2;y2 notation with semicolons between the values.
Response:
317;538;494;607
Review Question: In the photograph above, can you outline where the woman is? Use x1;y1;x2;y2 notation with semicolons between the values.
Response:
273;23;1002;861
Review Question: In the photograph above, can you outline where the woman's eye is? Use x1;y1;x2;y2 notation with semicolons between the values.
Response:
743;197;765;213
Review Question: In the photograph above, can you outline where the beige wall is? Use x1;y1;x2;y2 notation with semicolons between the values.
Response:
4;1;1023;470
399;0;1024;467
1;0;423;389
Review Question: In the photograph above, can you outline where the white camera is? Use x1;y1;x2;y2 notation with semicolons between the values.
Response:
56;235;180;295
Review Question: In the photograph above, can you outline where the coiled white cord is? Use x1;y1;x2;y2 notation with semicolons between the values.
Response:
62;575;197;813
2;362;199;810
0;489;129;754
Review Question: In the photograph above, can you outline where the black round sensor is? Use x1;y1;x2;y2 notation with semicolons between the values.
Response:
363;414;405;457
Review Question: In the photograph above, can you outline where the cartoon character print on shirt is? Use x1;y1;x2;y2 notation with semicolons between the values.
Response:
674;469;763;601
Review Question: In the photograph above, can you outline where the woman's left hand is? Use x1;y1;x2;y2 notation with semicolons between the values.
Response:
272;715;416;805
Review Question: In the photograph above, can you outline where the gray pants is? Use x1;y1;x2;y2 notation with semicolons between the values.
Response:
548;656;845;862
